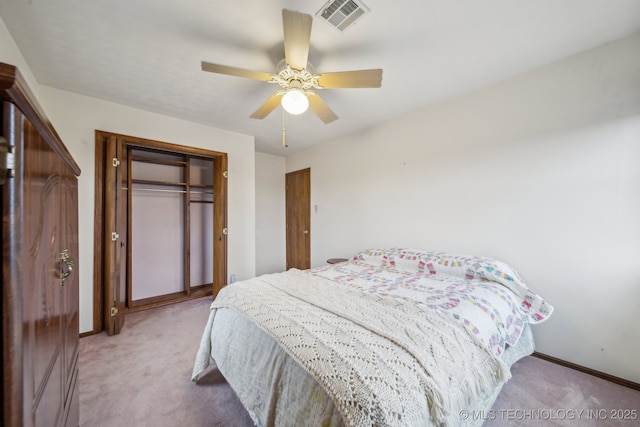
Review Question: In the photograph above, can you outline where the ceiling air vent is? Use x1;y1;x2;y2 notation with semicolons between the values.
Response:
316;0;370;32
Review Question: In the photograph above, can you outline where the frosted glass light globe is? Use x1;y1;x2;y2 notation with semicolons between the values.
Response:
281;89;309;115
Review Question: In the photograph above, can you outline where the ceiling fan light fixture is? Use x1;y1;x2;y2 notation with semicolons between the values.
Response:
201;8;382;124
281;88;309;115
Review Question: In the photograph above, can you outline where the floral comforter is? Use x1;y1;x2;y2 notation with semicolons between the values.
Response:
311;248;553;357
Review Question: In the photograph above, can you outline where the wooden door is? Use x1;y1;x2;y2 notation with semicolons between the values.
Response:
212;154;228;297
103;136;127;335
286;168;311;270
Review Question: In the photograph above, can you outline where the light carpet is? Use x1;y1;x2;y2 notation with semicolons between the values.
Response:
79;297;639;426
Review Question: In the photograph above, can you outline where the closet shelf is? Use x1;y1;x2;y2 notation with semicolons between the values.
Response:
132;178;186;187
131;155;186;167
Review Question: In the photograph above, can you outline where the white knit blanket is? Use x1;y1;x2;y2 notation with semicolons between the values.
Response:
195;269;511;426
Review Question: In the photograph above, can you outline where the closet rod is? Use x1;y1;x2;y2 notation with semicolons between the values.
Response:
127;187;214;195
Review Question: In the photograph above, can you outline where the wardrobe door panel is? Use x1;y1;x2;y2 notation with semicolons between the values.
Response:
22;116;65;427
33;356;63;427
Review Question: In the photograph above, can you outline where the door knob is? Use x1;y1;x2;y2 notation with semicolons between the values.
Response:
303;230;309;234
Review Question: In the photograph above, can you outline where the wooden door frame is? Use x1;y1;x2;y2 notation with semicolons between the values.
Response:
90;130;228;335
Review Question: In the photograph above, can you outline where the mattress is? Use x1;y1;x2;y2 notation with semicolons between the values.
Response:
192;248;552;426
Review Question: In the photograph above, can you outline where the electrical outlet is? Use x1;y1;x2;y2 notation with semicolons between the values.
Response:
230;274;236;283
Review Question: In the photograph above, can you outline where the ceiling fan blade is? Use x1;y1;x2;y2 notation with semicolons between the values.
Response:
201;61;273;82
250;93;283;119
282;9;312;70
308;93;338;124
317;69;383;88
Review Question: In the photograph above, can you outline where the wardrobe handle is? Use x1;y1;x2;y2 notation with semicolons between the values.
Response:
60;249;74;285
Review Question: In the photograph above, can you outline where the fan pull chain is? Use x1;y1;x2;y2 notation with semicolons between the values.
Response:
282;110;288;147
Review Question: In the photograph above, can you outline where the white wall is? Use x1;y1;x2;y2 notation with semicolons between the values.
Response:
37;87;256;333
255;152;286;275
287;34;640;383
0;16;38;97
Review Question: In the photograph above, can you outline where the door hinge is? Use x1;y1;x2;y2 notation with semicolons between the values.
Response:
0;137;15;185
112;157;120;167
110;306;119;317
111;232;120;241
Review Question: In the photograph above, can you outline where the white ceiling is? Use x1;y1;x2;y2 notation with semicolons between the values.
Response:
2;0;640;155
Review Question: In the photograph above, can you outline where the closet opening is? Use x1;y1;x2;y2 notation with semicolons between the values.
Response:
92;131;228;336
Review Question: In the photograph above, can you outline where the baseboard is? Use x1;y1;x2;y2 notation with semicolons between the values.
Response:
532;351;640;392
79;331;96;338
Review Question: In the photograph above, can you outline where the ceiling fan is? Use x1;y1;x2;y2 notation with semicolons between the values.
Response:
201;9;383;124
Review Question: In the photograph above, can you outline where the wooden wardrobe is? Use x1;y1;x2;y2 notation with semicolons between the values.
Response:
1;62;81;426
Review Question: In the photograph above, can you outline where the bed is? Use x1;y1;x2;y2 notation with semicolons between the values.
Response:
192;248;553;426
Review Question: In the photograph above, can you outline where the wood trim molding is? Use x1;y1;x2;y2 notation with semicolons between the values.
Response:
94;130;228;158
90;132;107;336
532;352;640;392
